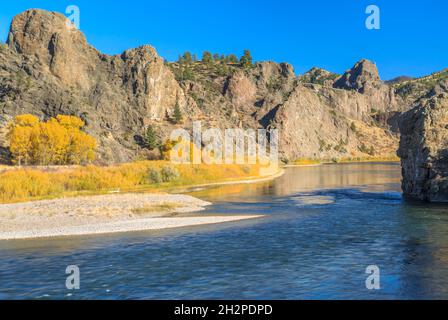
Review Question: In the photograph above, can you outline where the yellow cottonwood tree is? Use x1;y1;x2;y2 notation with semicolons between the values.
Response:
8;114;97;165
14;114;40;127
9;125;34;166
66;129;96;164
35;119;69;165
56;115;85;129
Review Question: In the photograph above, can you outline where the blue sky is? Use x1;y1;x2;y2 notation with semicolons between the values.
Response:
0;0;446;80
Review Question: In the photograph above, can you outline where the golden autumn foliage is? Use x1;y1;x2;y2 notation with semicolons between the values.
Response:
8;114;96;165
161;138;263;165
161;139;203;162
293;158;322;166
0;161;263;204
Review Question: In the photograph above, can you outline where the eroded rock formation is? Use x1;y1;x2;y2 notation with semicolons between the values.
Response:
398;81;448;201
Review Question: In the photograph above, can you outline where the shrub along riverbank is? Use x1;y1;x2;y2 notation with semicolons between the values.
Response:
292;155;400;166
0;161;264;204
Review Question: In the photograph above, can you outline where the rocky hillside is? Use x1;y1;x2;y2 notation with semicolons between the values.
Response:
0;9;440;165
392;69;448;104
298;67;339;86
1;9;194;163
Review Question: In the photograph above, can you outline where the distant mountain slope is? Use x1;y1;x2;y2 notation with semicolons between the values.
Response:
392;69;448;102
385;76;414;85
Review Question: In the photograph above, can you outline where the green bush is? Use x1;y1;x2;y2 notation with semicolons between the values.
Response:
161;166;180;182
334;138;348;153
241;165;252;174
148;169;162;184
358;143;375;156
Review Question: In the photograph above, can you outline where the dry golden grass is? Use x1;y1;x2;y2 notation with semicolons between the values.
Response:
292;155;399;166
0;161;263;204
292;158;322;166
335;155;400;163
351;119;399;157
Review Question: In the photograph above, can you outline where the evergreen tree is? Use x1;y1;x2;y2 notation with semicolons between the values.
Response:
213;53;220;61
173;99;183;124
226;54;238;63
240;49;253;68
202;51;212;64
143;126;159;150
182;66;195;81
183;51;193;64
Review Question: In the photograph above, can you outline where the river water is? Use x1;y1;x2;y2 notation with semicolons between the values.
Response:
1;163;448;299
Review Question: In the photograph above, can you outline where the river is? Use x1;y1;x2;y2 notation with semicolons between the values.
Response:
1;162;448;299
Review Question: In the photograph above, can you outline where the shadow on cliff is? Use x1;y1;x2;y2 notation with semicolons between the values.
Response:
0;146;11;165
259;105;280;128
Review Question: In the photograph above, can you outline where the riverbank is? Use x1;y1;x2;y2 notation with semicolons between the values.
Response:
0;161;273;204
0;163;282;240
290;155;400;167
170;168;285;191
0;193;263;240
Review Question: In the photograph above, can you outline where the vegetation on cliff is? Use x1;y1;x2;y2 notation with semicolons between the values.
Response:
392;69;448;101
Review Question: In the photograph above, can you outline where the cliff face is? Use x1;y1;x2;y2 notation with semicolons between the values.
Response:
171;57;406;161
0;9;427;165
398;81;448;201
251;59;404;160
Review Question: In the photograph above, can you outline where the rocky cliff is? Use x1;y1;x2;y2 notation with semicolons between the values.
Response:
1;9;193;163
170;57;406;161
398;79;448;201
0;9;435;165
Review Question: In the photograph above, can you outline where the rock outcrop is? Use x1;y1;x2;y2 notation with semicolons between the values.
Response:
1;9;192;163
334;59;382;93
398;86;448;201
333;59;404;117
299;67;339;86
